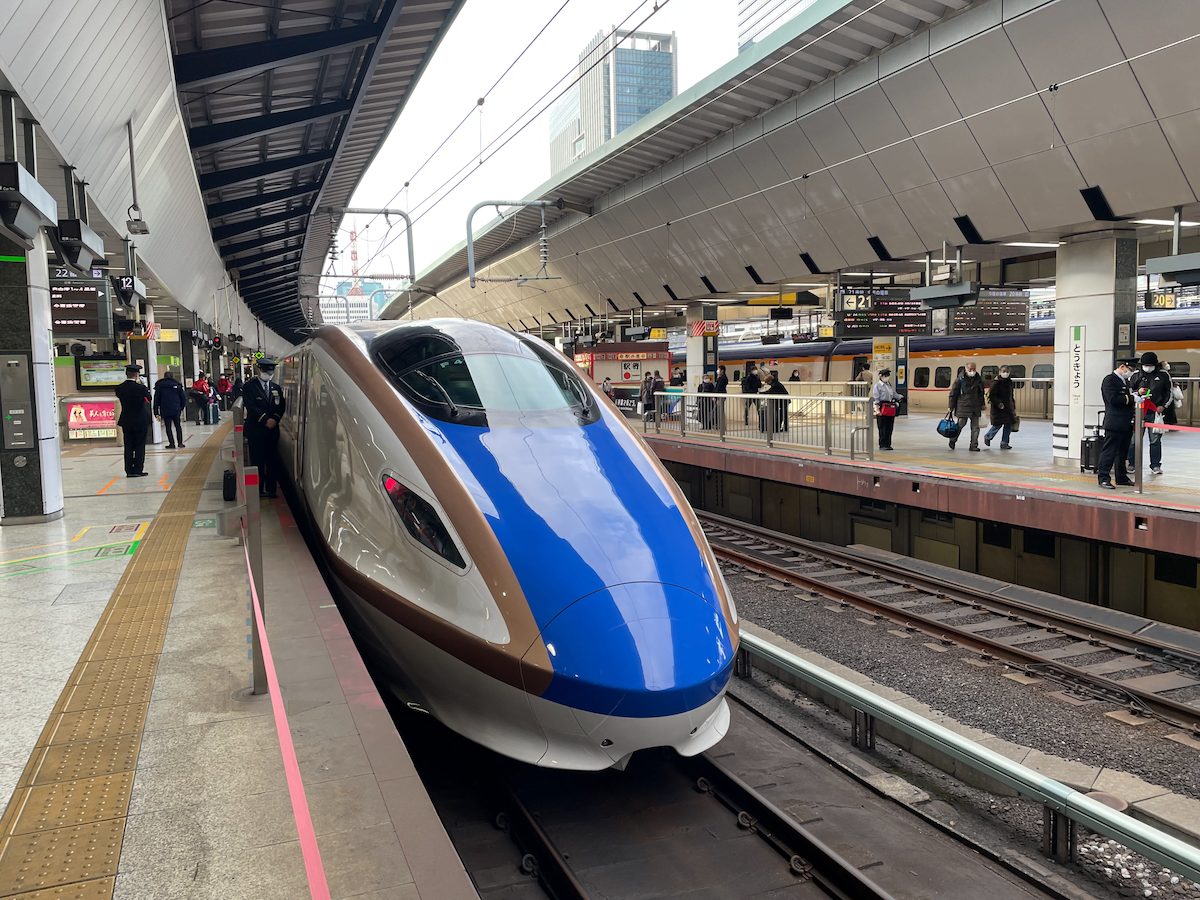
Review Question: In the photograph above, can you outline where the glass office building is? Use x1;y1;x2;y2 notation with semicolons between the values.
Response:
550;29;677;176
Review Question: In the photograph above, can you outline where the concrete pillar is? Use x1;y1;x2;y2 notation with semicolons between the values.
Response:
684;303;717;389
0;229;63;523
1053;232;1138;464
138;303;162;445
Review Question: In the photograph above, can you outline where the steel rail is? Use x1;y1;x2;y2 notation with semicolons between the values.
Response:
697;513;1200;731
494;783;591;900
682;753;896;900
739;630;1200;885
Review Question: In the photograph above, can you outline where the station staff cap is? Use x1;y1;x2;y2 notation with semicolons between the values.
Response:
256;358;278;371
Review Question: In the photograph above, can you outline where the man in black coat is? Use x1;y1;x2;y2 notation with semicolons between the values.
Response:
1126;350;1171;476
243;359;286;498
715;365;729;393
1098;358;1138;489
153;371;188;449
740;363;761;424
114;364;152;477
947;362;986;450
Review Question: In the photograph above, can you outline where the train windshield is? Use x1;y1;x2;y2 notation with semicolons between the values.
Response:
378;334;600;428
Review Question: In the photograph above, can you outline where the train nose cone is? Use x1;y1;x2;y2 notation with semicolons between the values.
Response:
528;582;735;719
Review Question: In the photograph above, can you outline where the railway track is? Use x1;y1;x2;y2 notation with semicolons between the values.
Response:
494;749;897;900
698;512;1200;733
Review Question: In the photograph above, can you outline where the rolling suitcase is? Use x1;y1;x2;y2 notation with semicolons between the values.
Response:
1079;413;1103;472
222;469;237;502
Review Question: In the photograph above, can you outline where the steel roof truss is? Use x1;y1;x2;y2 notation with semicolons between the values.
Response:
212;207;312;243
188;100;352;151
206;183;321;220
199;150;335;193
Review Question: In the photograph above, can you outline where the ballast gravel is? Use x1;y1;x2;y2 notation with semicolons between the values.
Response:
727;570;1200;804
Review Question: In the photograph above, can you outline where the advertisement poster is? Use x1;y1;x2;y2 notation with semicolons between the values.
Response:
67;400;117;439
78;359;127;388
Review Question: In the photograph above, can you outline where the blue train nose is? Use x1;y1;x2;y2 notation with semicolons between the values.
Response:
527;582;735;718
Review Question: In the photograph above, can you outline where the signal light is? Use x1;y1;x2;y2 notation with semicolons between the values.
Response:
212;335;223;350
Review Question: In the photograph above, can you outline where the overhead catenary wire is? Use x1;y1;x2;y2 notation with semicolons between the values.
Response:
356;0;672;276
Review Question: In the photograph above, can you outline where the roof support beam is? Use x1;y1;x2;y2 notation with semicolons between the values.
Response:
224;246;303;271
212;207;312;242
188;100;352;151
220;230;304;258
199;151;335;193
174;23;384;89
206;183;321;220
231;259;300;283
239;270;299;292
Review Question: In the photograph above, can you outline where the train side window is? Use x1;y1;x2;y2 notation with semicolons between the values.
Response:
981;365;999;386
982;522;1011;548
1022;529;1056;558
1154;553;1197;589
913;367;930;388
1168;361;1190;378
1008;364;1027;384
934;367;951;388
1032;364;1053;389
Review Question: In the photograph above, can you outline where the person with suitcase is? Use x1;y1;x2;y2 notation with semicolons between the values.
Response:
1097;358;1139;490
191;372;210;425
243;359;286;499
947;362;985;450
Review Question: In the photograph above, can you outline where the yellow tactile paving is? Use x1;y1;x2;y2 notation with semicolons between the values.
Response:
0;424;230;899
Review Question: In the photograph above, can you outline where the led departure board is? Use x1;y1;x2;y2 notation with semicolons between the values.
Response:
835;288;930;336
950;290;1030;334
50;280;113;338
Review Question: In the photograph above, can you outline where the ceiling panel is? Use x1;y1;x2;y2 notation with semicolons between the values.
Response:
880;59;962;135
965;95;1058;166
992;147;1091;232
816;206;874;264
736;138;793;190
914;122;991;181
836;84;909;152
1099;0;1200;118
761;182;815;225
1069;122;1197;215
930;28;1033;118
780;216;848;273
853;195;925;258
892;181;962;248
1160;110;1200;198
940;166;1027;238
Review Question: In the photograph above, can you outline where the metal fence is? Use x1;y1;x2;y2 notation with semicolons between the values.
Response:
1009;377;1054;419
644;391;875;460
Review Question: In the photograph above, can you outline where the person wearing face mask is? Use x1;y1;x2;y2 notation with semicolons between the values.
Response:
947;362;985;450
871;368;901;451
697;372;717;428
983;365;1016;449
1098;358;1139;489
1125;351;1171;476
243;359;287;499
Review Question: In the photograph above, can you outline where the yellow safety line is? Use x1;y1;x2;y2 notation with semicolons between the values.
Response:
0;527;93;557
0;423;231;899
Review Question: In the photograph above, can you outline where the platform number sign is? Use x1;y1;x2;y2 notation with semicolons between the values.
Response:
118;275;135;292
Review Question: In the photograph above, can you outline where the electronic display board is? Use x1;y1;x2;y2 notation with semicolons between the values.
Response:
50;279;112;338
835;288;930;336
950;289;1030;334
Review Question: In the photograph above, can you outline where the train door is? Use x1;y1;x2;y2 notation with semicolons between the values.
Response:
852;356;870;381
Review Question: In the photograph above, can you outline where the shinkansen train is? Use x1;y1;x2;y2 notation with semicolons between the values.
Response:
276;320;738;771
674;310;1200;420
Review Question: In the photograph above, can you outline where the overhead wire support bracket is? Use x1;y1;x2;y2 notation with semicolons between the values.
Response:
319;206;418;319
467;199;565;288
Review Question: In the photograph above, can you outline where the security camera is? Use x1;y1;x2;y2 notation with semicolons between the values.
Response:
67;340;95;357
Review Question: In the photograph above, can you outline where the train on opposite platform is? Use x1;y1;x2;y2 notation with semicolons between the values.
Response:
686;309;1200;419
275;320;738;771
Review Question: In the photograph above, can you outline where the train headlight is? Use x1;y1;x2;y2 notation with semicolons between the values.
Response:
381;474;466;569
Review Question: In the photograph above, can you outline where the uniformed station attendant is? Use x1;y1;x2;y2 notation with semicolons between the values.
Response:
114;364;152;477
243;359;286;499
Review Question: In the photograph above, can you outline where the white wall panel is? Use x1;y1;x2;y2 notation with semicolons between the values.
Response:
1069;123;1196;216
0;1;292;357
992;148;1090;232
940;167;1027;238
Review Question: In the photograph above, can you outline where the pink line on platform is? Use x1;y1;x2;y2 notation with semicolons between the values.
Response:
243;530;331;900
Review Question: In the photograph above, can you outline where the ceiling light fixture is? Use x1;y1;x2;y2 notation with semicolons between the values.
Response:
1003;242;1062;248
1133;218;1200;227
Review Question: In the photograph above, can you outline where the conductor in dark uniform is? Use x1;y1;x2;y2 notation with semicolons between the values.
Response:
243;359;286;499
114;364;152;477
1097;357;1138;490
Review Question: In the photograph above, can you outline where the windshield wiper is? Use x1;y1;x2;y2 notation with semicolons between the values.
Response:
416;371;459;418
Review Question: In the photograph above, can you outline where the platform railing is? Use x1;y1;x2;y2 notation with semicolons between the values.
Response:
737;631;1200;880
645;392;874;460
1008;378;1054;419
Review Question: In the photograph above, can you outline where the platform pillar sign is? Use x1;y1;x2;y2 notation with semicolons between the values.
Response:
685;303;718;388
1053;235;1136;463
0;229;63;524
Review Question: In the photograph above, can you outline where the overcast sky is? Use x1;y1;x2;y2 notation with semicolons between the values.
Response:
340;0;738;287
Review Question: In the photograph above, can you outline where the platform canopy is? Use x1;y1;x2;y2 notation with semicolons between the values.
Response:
167;0;463;341
387;0;1200;328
